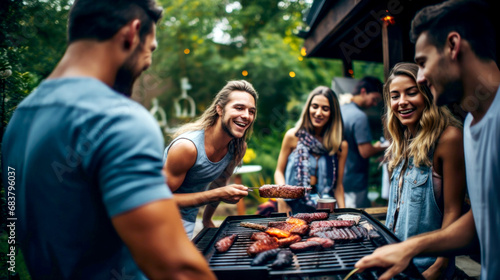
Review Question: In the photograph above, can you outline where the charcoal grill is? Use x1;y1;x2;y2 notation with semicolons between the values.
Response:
193;209;424;279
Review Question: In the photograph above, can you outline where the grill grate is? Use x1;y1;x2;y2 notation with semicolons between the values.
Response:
194;210;423;279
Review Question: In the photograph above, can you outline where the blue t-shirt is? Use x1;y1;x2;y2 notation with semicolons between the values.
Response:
340;102;372;192
2;78;172;279
463;87;500;280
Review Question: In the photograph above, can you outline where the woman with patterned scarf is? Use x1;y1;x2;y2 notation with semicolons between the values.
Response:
274;86;347;214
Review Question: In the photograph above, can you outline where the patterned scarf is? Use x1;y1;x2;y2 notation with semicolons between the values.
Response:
294;129;337;204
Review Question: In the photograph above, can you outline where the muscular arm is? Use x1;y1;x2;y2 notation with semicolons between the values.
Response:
424;126;467;278
202;151;244;228
274;129;297;213
355;206;477;280
334;141;348;208
357;141;385;159
163;140;248;208
436;126;466;229
112;199;216;280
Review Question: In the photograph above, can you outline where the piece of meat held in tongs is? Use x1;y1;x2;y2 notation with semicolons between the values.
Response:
215;234;238;253
292;212;329;223
247;239;279;256
259;185;311;199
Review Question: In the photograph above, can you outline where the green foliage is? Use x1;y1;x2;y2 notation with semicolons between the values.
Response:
154;0;345;135
153;0;386;193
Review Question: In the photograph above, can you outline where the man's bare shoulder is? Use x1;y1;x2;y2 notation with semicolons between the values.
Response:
167;139;197;168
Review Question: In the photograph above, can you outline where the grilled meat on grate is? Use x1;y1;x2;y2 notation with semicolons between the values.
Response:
215;234;238;253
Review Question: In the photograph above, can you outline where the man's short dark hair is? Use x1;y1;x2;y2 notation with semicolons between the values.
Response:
68;0;163;44
353;76;383;95
410;0;495;61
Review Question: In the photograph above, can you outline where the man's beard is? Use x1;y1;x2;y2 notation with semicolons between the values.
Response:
221;113;236;139
113;48;140;97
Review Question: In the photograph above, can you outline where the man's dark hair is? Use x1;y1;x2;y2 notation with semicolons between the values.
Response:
410;0;495;61
68;0;163;44
352;76;383;95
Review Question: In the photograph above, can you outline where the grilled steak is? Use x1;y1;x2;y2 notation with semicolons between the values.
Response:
311;227;363;242
259;185;310;199
265;227;291;238
277;234;302;247
268;220;309;236
286;217;307;225
310;219;355;228
215;234;238;253
250;232;275;242
292;212;329;223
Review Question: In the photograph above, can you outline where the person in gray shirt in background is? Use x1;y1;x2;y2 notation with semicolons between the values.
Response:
340;77;386;208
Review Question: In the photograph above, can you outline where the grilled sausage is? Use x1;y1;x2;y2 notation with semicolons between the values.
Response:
247;239;279;256
306;237;334;248
289;241;322;253
240;222;267;231
251;248;281;266
215;234;238;253
271;250;294;268
292;212;329;223
259;185;310;199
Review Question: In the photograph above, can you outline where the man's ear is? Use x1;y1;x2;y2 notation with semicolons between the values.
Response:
360;88;367;96
216;104;223;116
447;32;461;60
122;19;141;51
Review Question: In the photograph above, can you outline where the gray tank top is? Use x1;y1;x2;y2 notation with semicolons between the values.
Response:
163;130;234;223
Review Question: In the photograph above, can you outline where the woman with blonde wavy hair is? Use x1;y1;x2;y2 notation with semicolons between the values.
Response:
383;62;466;279
274;86;347;214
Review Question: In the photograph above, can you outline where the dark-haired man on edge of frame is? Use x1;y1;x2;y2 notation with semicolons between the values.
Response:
1;0;215;279
355;1;499;279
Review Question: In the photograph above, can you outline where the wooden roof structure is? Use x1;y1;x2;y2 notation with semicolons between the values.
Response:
298;0;499;79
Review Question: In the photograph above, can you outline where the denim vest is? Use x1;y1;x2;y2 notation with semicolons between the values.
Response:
385;157;442;273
